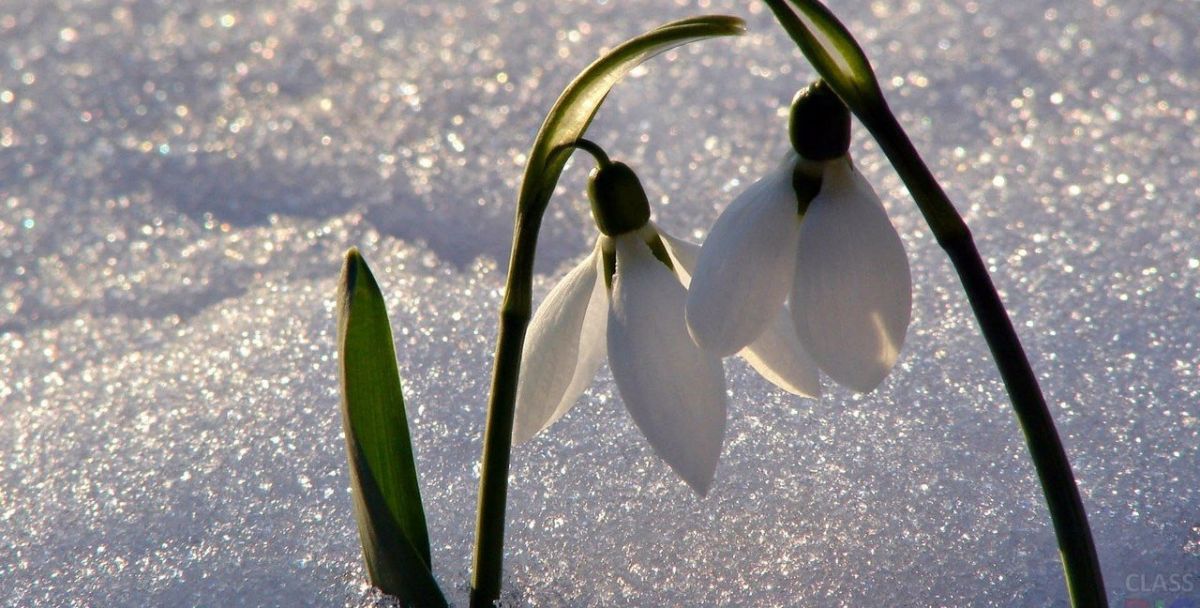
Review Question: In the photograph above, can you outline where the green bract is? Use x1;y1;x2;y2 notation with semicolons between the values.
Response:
761;0;883;117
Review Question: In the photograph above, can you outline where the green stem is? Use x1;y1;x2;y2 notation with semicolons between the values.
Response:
572;138;612;168
861;101;1107;607
470;211;540;607
462;17;745;603
469;141;602;607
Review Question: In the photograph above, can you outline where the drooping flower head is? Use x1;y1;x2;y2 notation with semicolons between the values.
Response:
686;81;912;393
512;149;819;494
511;154;725;494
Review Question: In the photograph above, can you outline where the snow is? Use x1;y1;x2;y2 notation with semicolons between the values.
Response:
2;0;1198;606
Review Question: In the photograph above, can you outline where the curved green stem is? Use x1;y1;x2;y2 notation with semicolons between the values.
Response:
571;138;613;168
863;106;1106;607
758;0;1106;604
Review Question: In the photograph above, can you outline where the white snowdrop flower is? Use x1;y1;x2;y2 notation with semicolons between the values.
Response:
686;81;912;394
512;157;819;494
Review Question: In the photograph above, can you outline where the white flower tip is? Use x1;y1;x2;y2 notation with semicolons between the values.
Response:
510;419;541;445
793;281;910;395
646;422;721;497
836;364;891;395
684;467;715;497
638;408;724;498
774;360;822;398
814;289;910;394
832;309;908;394
738;307;823;398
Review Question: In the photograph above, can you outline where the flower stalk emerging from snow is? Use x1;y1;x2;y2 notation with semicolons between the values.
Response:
467;18;745;607
762;1;1107;605
686;81;911;394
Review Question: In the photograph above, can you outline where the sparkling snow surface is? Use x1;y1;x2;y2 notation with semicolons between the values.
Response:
2;0;1199;606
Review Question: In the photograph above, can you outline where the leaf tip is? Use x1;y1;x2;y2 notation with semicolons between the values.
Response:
338;247;384;339
341;246;380;300
343;245;365;280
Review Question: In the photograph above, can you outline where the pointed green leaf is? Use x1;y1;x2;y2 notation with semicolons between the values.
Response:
337;248;447;607
516;15;744;219
762;0;884;117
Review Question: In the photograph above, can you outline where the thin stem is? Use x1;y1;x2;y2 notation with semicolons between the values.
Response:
470;211;540;607
571;138;612;168
861;101;1107;607
470;140;603;607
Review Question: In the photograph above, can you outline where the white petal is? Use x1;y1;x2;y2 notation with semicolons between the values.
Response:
663;230;820;398
685;158;804;356
547;257;608;425
791;158;912;393
739;308;822;398
513;246;607;443
608;234;727;495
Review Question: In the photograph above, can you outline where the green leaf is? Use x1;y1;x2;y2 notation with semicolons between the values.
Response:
515;14;744;219
337;248;447;607
762;0;883;117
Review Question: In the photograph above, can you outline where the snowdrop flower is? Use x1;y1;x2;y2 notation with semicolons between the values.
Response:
686;81;912;393
512;153;818;494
